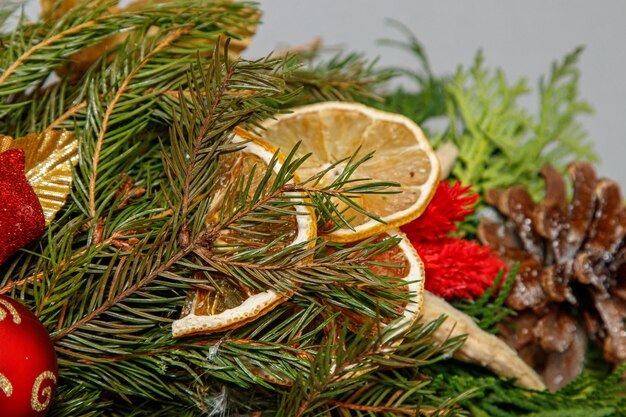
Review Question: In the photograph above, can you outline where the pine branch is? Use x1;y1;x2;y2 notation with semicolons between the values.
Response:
88;26;193;219
279;48;393;106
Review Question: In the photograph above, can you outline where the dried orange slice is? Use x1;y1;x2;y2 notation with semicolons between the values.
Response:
260;101;440;242
172;137;316;337
369;229;425;340
254;228;425;386
320;228;425;339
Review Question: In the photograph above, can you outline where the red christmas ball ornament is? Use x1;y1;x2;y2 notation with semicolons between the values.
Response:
0;295;58;417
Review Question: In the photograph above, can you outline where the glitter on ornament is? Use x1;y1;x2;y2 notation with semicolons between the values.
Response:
0;149;45;265
0;130;77;226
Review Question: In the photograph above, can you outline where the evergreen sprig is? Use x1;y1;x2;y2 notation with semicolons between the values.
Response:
280;49;394;106
445;47;596;198
368;19;449;126
1;0;259;131
427;362;626;417
2;3;458;415
276;317;467;417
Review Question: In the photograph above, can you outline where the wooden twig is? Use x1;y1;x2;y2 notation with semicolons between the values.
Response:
327;399;446;415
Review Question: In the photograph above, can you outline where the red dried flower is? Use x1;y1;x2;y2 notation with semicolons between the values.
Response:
412;238;507;299
402;181;477;243
401;180;504;299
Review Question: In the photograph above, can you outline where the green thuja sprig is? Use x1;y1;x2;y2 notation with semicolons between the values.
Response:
446;47;596;198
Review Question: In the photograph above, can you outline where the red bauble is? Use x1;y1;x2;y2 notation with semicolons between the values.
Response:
0;149;45;265
0;295;58;417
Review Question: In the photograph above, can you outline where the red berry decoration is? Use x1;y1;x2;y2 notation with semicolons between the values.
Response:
0;149;45;265
0;295;58;417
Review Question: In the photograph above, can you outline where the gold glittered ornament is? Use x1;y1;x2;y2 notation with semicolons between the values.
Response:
0;130;78;225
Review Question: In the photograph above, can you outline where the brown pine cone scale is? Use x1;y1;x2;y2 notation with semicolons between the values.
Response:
478;161;626;391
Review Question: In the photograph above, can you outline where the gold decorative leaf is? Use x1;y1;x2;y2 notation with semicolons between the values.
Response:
0;130;77;225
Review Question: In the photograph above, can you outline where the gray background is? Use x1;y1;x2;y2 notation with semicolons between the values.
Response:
20;0;626;188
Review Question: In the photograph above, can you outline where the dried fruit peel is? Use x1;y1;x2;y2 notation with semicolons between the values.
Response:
379;229;425;342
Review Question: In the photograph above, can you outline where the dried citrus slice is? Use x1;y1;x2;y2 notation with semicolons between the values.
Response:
321;229;425;383
251;228;425;386
260;101;440;242
236;230;422;387
319;228;425;339
367;229;425;340
172;137;316;337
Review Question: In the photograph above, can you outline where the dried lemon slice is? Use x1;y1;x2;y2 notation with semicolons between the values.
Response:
260;102;440;242
172;137;316;337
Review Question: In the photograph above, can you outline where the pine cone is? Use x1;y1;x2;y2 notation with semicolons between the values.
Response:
478;162;626;391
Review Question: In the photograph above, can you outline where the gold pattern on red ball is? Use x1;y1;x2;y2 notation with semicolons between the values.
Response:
0;295;58;417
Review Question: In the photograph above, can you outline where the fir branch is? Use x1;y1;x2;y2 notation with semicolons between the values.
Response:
51;241;191;342
46;100;87;131
88;26;192;219
280;48;393;106
20;47;294;346
325;399;425;416
180;52;235;221
276;317;467;417
0;1;261;133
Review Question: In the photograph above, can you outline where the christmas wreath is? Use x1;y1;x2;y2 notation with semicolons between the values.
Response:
1;1;624;416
